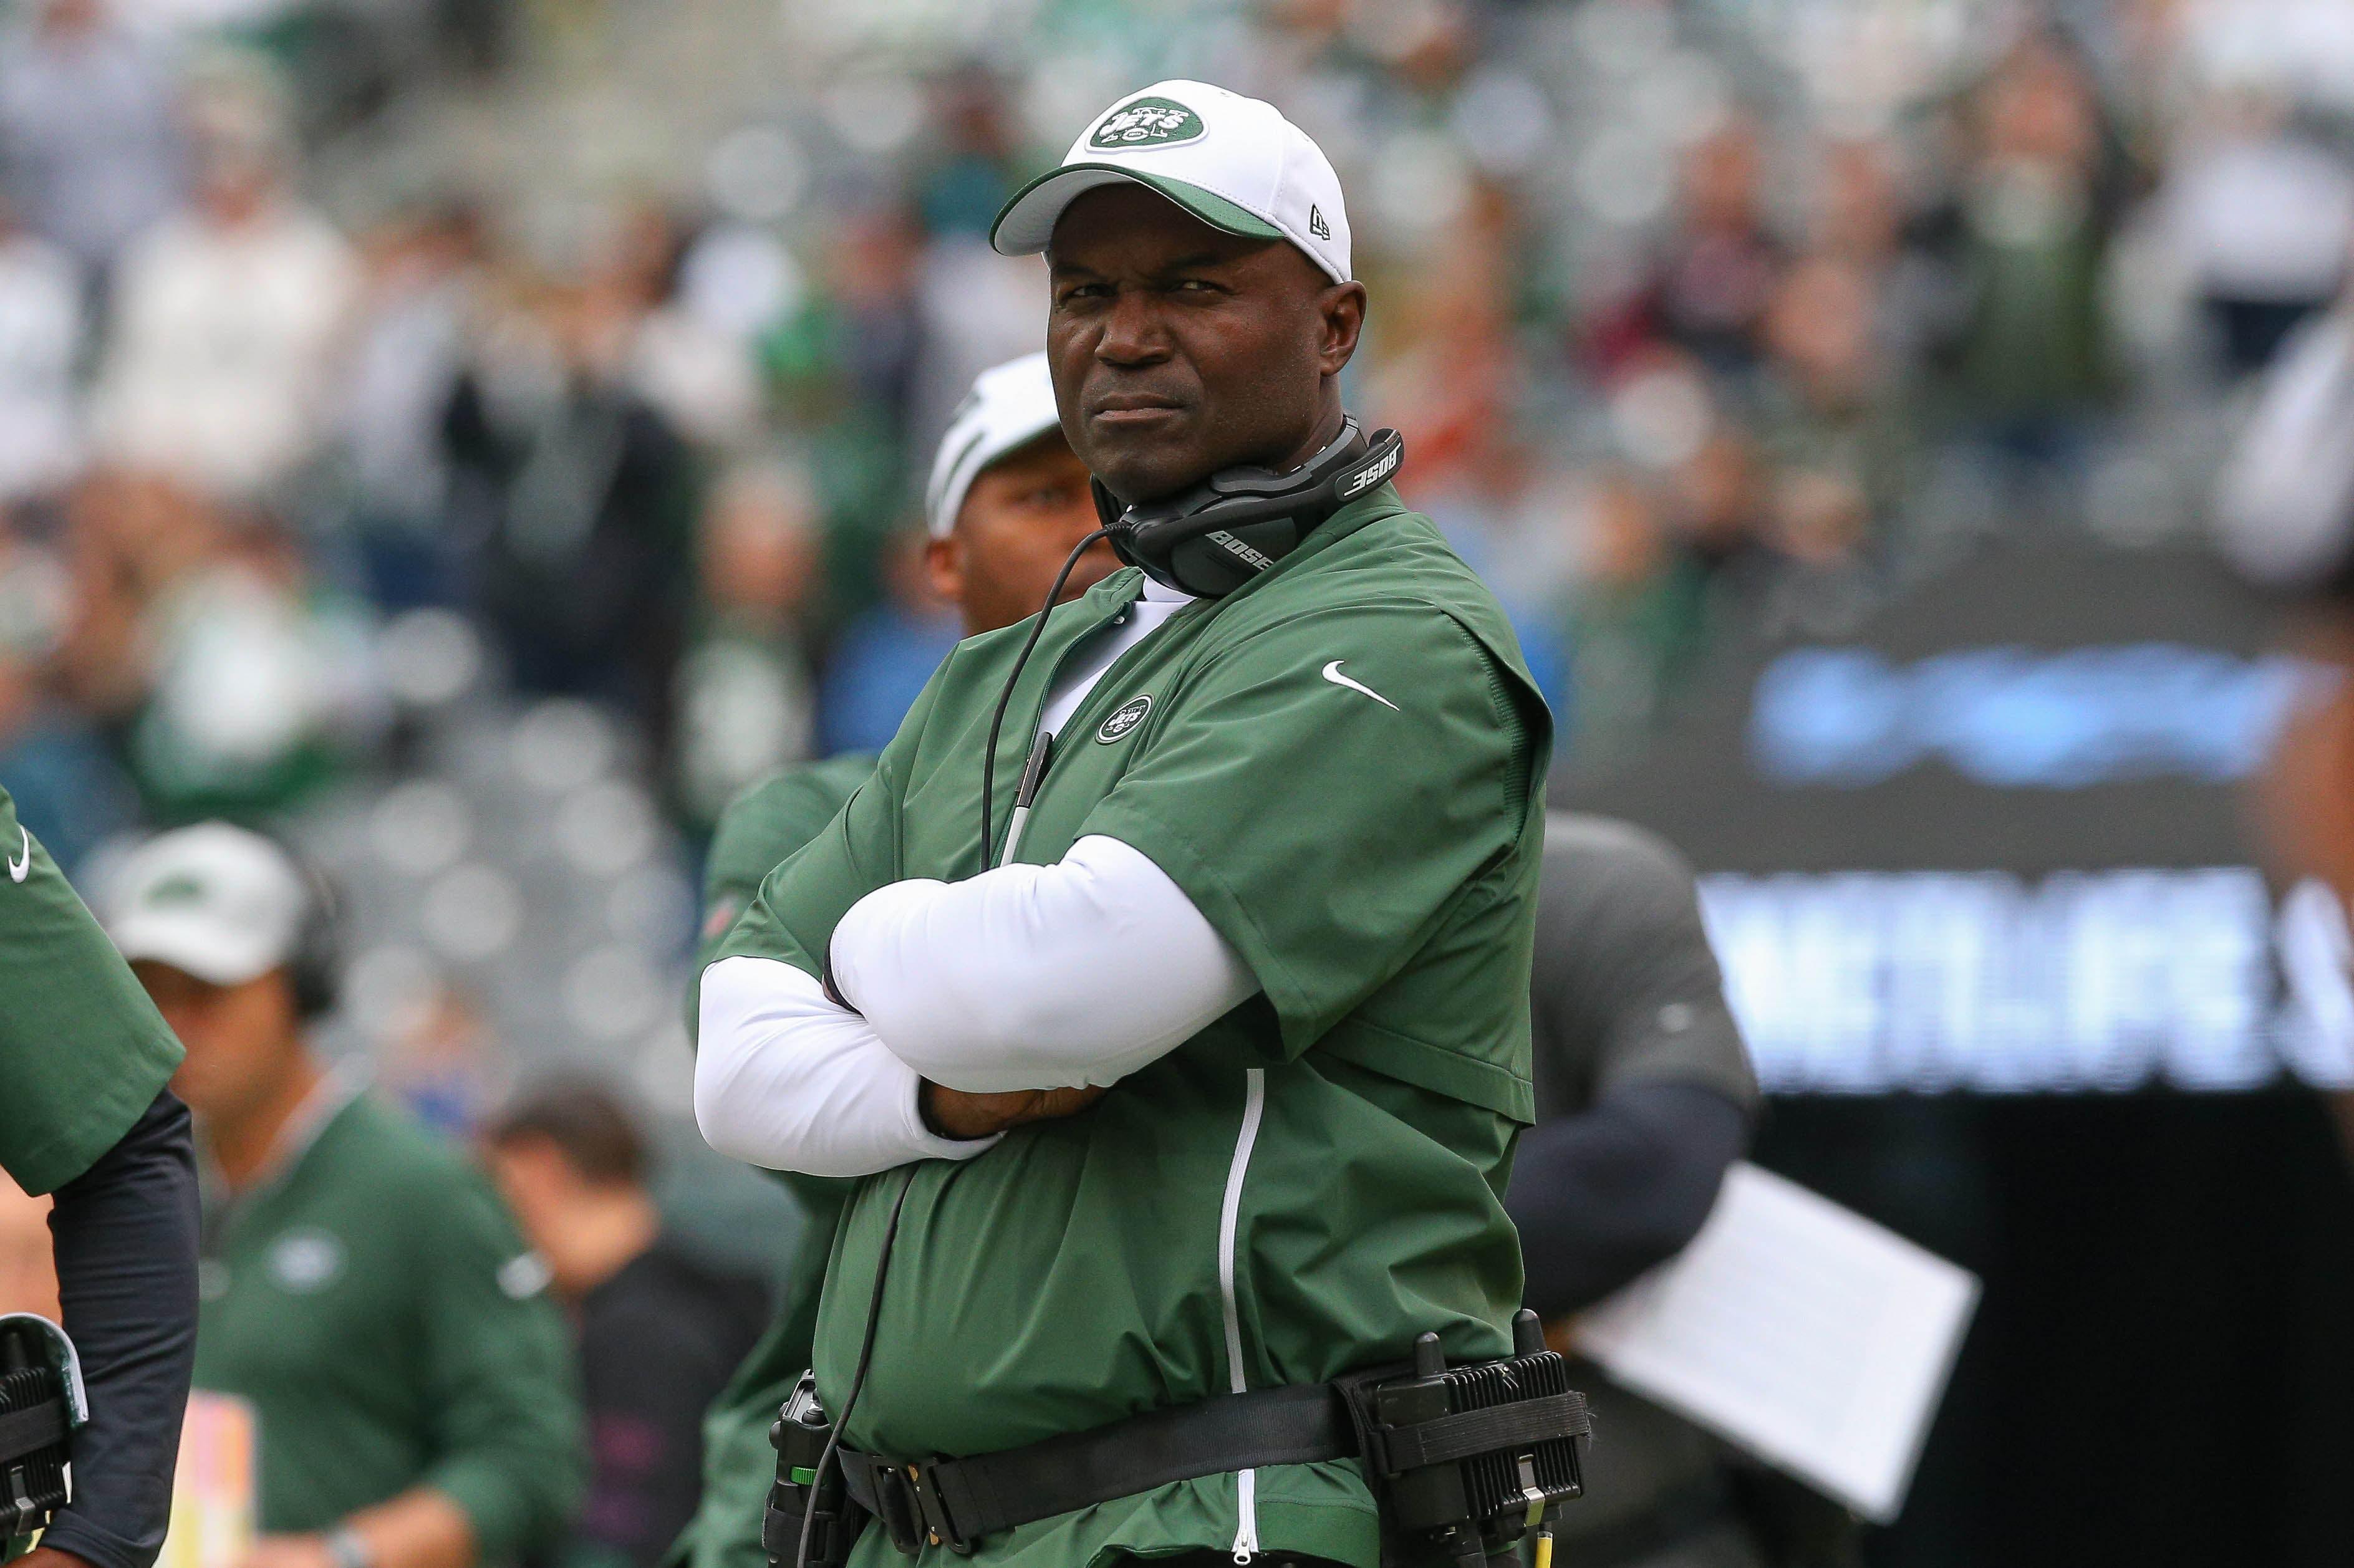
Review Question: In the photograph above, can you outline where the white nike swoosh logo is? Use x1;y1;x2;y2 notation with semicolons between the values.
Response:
1321;660;1399;711
7;827;28;883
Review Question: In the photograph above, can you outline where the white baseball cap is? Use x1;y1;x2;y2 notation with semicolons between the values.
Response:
991;80;1351;286
924;351;1068;539
106;822;311;987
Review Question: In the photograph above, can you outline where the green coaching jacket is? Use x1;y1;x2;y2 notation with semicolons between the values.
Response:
709;483;1552;1568
195;1089;585;1557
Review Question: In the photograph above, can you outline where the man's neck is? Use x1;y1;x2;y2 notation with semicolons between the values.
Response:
551;1189;662;1299
1271;402;1351;477
207;1052;329;1192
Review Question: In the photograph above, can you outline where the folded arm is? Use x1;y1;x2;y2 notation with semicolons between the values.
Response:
826;834;1257;1094
695;956;1000;1176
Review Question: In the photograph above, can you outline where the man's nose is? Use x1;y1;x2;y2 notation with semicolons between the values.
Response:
1094;290;1172;366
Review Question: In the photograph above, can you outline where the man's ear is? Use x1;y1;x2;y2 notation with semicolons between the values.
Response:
1317;281;1369;376
924;534;964;605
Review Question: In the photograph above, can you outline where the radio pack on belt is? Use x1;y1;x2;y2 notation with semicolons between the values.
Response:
765;1311;1589;1568
1345;1314;1588;1568
763;1373;859;1568
0;1315;86;1541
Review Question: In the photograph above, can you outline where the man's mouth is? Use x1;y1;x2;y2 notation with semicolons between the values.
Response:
1088;392;1186;426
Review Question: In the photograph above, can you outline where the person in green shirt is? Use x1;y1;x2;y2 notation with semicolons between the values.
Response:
668;350;1104;1568
0;787;198;1568
104;823;585;1568
694;79;1550;1568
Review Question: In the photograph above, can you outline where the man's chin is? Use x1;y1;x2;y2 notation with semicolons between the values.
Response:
1093;453;1222;509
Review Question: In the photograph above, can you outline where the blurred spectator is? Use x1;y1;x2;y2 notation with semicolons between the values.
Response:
1644;115;1787;375
0;0;185;279
1667;421;1775;602
128;517;380;818
914;64;1021;238
1937;33;2118;453
51;469;221;729
1555;466;1712;772
601;202;766;453
379;979;509;1138
445;268;695;737
673;458;822;834
1752;253;1918;631
90;66;359;500
814;526;957;756
0;203;85;503
0;533;138;870
2161;93;2354;373
338;203;486;608
483;1080;767;1568
760;202;927;592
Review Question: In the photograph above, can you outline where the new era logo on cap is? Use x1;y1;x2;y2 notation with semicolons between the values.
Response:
1089;97;1205;150
991;79;1353;286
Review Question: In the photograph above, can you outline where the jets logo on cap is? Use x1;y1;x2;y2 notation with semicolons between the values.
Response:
1090;97;1205;150
145;872;208;907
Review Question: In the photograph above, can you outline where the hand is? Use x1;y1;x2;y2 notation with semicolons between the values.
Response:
237;1535;335;1568
922;1082;1107;1140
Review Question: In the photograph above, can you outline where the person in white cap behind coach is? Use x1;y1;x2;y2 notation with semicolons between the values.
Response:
108;823;583;1568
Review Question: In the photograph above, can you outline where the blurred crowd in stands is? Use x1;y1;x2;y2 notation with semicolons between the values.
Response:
4;0;2354;1081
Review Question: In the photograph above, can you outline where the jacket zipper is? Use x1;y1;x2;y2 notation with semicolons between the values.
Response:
991;597;1135;866
1219;1067;1267;1562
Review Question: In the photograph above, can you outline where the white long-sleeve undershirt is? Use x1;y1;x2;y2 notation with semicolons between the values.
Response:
693;837;1256;1175
830;834;1256;1093
695;577;1256;1175
696;955;1000;1176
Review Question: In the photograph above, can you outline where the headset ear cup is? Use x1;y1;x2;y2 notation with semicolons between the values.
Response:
288;858;341;1019
1100;420;1403;599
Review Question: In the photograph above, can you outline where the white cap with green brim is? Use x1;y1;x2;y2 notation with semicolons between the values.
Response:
925;351;1066;539
106;822;310;987
991;79;1352;286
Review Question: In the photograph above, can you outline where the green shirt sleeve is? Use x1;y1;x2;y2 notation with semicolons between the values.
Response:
695;756;879;973
1080;602;1540;1056
407;1161;586;1560
711;665;950;982
0;787;185;1195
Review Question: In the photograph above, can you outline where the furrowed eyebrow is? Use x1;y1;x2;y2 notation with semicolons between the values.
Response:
1048;248;1246;282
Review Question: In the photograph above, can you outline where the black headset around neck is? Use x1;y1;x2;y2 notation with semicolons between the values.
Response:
1093;417;1405;600
978;418;1406;863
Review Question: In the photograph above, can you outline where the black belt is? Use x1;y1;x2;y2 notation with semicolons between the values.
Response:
838;1383;1356;1556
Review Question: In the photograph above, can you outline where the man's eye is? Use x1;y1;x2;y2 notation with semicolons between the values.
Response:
1172;279;1217;292
1058;282;1111;303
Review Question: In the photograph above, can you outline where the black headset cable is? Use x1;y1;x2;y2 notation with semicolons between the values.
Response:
979;527;1109;866
795;1166;919;1568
